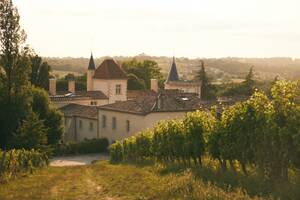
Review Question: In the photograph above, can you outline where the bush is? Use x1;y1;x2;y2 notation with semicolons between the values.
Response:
53;138;109;156
0;149;48;182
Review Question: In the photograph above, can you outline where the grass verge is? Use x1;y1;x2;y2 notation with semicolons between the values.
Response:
0;160;269;200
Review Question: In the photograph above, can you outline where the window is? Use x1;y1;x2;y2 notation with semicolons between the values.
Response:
116;84;121;95
102;115;106;128
79;120;83;129
112;117;116;130
126;120;130;132
89;122;94;131
90;101;97;105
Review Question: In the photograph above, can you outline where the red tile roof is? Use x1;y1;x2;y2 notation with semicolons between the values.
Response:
93;59;127;79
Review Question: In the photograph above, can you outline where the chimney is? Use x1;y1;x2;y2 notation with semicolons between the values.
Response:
68;80;75;93
49;78;56;96
151;79;158;92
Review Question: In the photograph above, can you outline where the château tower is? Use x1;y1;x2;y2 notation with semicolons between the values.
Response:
87;53;96;91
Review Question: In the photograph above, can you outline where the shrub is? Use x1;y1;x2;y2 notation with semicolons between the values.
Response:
53;138;109;156
0;149;48;182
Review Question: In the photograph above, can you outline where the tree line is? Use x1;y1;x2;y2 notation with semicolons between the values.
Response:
110;80;300;182
0;0;63;150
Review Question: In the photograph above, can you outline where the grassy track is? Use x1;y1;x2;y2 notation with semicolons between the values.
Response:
0;161;266;200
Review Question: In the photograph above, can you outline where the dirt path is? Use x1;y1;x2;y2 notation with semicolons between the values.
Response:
50;153;109;167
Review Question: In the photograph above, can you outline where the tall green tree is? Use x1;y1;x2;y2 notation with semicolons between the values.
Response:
30;55;51;90
0;0;31;149
122;59;164;90
243;66;255;95
12;111;47;150
195;60;216;100
31;87;63;145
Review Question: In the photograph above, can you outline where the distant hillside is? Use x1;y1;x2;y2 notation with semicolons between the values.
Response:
44;56;300;81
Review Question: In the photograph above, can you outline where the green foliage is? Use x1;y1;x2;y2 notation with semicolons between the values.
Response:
0;0;32;149
222;67;255;97
111;80;300;183
53;138;109;156
56;73;87;91
127;73;146;90
31;87;63;145
0;149;48;183
12;111;48;150
194;61;216;100
30;55;51;90
122;59;165;90
110;111;213;165
109;141;124;163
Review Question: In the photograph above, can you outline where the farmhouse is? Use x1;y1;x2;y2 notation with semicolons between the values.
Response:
49;54;128;107
55;55;211;142
97;90;212;143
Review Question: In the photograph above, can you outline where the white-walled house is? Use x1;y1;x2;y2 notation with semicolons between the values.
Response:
57;55;210;143
97;91;212;143
87;56;128;104
50;54;128;107
60;104;99;142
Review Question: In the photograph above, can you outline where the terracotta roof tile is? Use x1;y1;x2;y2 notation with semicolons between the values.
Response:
93;59;127;79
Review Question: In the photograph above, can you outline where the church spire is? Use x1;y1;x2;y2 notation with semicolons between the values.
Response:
166;56;179;82
88;52;96;70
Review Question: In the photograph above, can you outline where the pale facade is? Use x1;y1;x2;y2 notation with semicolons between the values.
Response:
93;79;127;104
64;116;98;142
98;110;187;143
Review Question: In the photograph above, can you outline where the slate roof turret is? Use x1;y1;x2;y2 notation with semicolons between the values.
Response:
166;57;179;82
88;53;96;70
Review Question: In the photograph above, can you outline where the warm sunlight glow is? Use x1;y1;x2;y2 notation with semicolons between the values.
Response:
13;0;300;58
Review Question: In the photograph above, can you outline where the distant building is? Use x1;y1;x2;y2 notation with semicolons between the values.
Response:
50;54;128;107
55;54;209;143
164;57;202;97
60;104;99;142
97;90;211;143
87;54;128;104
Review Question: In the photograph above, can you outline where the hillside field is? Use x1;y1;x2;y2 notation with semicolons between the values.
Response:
0;160;267;200
45;56;300;82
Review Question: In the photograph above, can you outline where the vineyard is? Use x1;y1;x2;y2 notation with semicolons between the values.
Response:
0;149;48;183
110;80;300;183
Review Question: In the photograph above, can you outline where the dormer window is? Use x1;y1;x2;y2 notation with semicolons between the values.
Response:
116;84;121;95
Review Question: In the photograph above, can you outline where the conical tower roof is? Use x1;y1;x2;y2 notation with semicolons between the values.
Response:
88;53;96;70
166;57;179;82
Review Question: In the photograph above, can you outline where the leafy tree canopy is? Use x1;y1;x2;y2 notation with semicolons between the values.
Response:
122;59;165;90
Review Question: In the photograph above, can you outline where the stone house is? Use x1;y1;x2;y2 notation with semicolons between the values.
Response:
50;54;128;107
60;104;99;142
58;56;209;143
97;90;211;143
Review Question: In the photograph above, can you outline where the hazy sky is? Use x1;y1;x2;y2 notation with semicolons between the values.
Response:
13;0;300;58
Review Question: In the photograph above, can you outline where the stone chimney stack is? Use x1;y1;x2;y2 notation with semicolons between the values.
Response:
68;80;75;93
151;79;158;92
49;78;56;96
